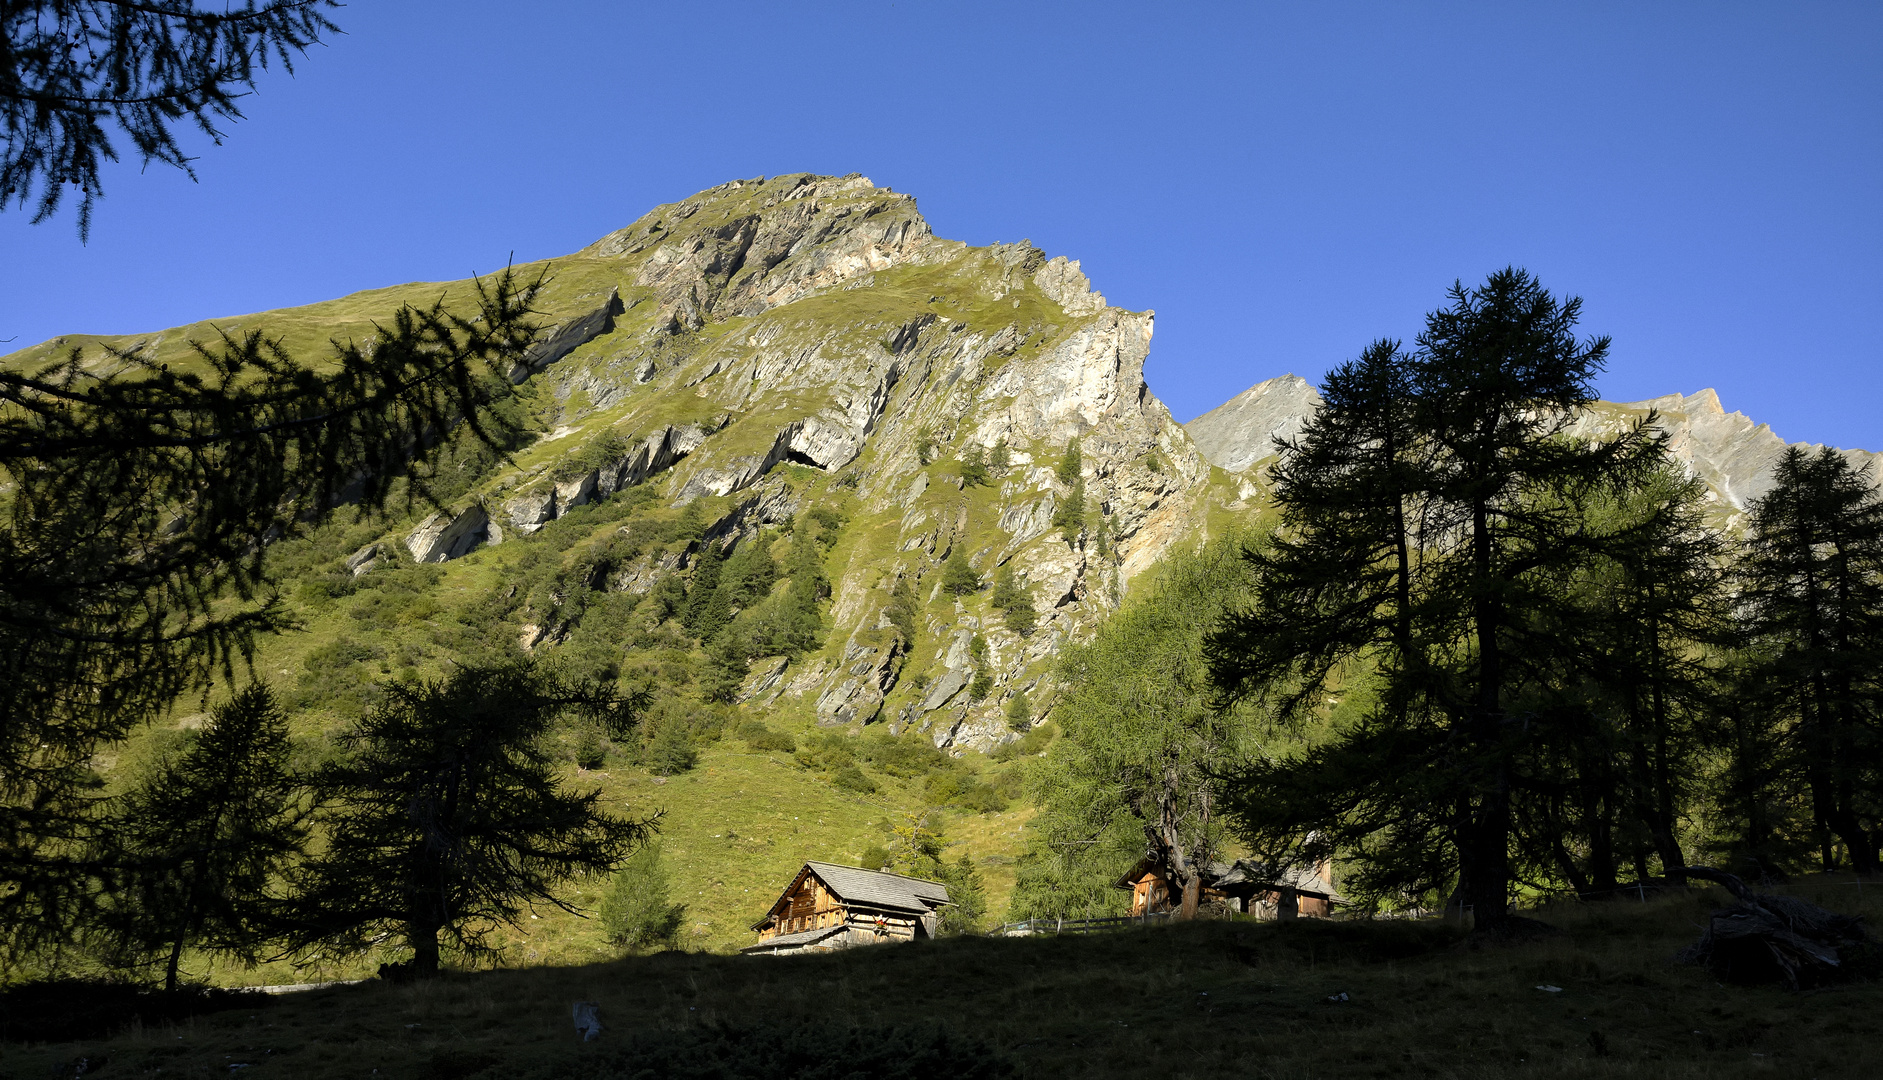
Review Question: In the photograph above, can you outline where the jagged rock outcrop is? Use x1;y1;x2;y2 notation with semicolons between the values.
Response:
1185;374;1321;473
452;173;1221;749
507;288;624;383
1187;376;1881;525
27;172;1870;758
405;504;490;563
1568;389;1883;514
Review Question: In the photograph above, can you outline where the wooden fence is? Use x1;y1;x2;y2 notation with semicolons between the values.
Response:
990;911;1174;937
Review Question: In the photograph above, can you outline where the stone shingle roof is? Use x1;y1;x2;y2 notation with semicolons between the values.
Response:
740;925;847;953
804;861;951;913
753;862;953;931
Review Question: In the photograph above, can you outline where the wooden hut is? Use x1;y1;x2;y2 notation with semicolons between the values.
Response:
1116;857;1341;920
743;861;952;955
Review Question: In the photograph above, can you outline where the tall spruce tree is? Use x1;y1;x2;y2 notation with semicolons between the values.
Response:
1739;447;1883;874
98;683;304;991
284;662;652;977
0;269;540;958
1210;270;1667;930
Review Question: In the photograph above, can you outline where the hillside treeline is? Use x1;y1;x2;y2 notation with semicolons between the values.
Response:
1017;270;1883;929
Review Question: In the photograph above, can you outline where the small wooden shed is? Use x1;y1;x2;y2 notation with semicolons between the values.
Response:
1117;857;1341;920
743;861;952;956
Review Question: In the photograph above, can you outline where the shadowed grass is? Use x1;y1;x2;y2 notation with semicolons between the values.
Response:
8;878;1878;1079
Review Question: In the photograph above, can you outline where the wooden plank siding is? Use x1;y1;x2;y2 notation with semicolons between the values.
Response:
745;862;951;955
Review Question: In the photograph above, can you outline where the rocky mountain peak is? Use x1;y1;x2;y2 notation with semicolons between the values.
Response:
1184;371;1878;523
388;176;1217;751
1183;374;1321;473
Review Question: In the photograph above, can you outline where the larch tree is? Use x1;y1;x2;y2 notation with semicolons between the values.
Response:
1211;269;1669;931
0;269;541;959
2;0;340;238
285;662;654;977
1010;536;1258;922
1738;447;1883;874
98;683;304;991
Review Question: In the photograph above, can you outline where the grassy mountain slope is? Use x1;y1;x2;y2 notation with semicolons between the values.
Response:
5;174;1263;975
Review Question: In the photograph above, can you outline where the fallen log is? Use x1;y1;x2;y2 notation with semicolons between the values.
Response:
1676;866;1872;989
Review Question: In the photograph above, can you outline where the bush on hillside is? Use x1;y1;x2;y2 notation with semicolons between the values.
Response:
941;548;980;596
968;672;993;702
959;445;990;487
831;764;878;795
737;720;796;753
1004;690;1031;731
644;720;699;776
599;843;686;954
858;729;948;777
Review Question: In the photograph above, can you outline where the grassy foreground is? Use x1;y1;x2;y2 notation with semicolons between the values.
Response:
6;878;1880;1079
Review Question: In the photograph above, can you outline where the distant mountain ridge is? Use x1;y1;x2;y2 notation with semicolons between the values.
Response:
1184;374;1880;521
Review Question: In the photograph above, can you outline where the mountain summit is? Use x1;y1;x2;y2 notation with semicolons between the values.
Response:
10;174;1870;756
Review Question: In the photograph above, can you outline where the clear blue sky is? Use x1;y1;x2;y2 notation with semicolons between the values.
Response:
4;2;1878;449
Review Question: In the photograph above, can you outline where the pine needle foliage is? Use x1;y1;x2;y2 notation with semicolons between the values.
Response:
0;268;542;959
2;1;342;238
1737;447;1883;874
1010;536;1258;920
1209;270;1691;927
285;662;654;977
598;841;685;954
990;564;1037;637
941;547;980;597
97;683;305;991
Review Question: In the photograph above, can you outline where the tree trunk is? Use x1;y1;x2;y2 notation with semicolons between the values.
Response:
164;934;186;994
1464;498;1511;932
410;923;441;976
1644;594;1687;886
1179;874;1201;920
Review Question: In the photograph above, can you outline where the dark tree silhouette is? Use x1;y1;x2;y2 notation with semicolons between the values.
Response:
286;662;654;977
0;269;540;957
1211;269;1671;931
2;0;339;237
100;683;304;991
1739;447;1883;874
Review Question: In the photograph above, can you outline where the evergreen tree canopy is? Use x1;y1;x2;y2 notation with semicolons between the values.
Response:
990;564;1037;637
598;840;685;953
2;1;340;238
1011;536;1258;921
0;269;540;954
98;683;304;991
1056;437;1081;487
941;547;980;597
1209;269;1677;929
1513;466;1730;894
1739;447;1883;874
959;444;990;487
285;661;653;976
